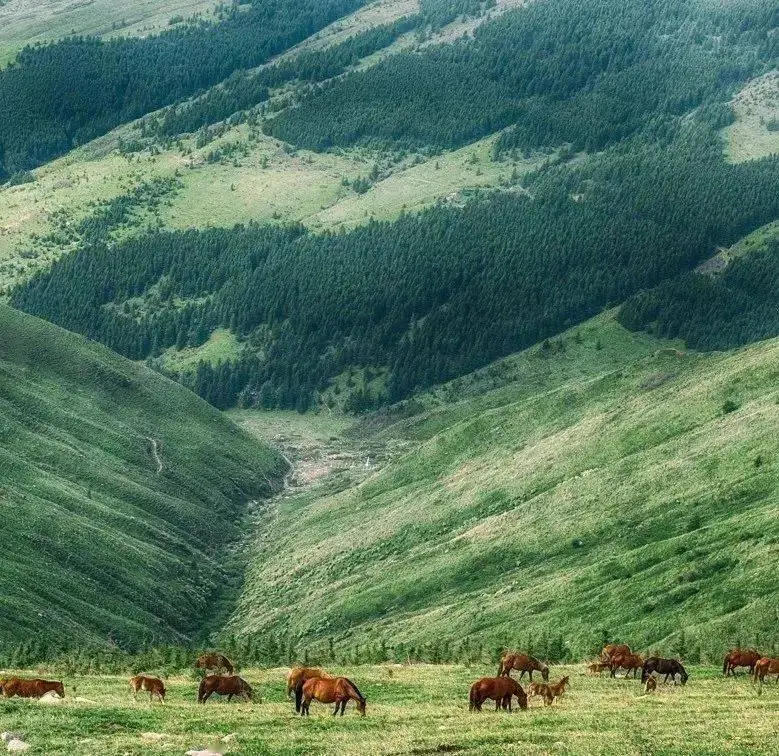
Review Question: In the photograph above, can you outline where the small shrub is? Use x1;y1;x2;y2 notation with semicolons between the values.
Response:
721;399;739;414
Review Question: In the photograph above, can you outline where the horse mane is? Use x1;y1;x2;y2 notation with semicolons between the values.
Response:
344;677;365;702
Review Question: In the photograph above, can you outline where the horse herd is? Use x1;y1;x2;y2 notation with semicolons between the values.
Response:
0;647;777;713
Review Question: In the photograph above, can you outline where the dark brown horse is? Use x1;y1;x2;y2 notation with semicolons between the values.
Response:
642;658;688;685
723;648;761;676
197;674;252;703
610;652;644;679
528;676;569;705
296;676;366;716
1;678;64;698
469;676;527;712
130;675;165;702
753;657;779;693
286;667;330;698
195;652;234;674
497;652;549;681
601;644;631;663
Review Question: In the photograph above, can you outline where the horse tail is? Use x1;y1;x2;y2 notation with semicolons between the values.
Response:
294;679;305;713
197;678;206;703
469;684;476;711
496;658;503;677
344;678;365;703
722;655;729;675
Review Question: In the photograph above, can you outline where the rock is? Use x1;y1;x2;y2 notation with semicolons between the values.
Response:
37;691;64;705
6;740;30;753
0;735;23;745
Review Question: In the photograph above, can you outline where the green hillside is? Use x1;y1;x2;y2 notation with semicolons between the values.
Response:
0;304;286;648
229;315;779;660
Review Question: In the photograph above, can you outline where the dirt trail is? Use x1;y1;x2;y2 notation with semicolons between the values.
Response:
146;437;163;474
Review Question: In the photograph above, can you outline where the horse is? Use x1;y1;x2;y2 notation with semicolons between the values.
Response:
644;676;657;694
129;675;166;703
497;652;549;681
601;644;631;663
587;662;611;675
753;657;779;693
610;651;644;679
195;653;234;674
286;667;330;698
642;658;688;685
468;676;527;712
528;676;570;705
1;678;65;699
296;676;366;716
723;648;761;676
197;674;252;703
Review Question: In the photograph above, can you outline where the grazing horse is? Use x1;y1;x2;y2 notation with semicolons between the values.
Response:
1;678;64;699
497;652;549;681
723;648;761;676
601;644;631;663
296;677;366;716
642;658;688;685
528;676;570;705
468;677;527;712
195;653;234;674
286;667;329;698
197;674;252;703
587;662;611;675
610;651;644;679
753;657;779;693
129;675;165;703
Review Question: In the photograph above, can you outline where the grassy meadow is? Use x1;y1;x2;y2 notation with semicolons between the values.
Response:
229;315;779;658
0;304;285;645
0;664;776;754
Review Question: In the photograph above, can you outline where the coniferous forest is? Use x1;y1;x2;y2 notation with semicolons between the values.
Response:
13;126;779;410
5;0;779;411
0;0;369;178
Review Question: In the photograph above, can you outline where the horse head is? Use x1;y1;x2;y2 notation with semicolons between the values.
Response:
540;664;550;681
242;680;253;700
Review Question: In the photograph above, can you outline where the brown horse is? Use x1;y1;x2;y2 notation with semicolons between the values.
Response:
197;674;252;703
753;657;779;693
601;644;631;663
528;676;570;705
587;662;611;675
497;652;549;681
644;676;657;694
286;667;330;698
723;648;761;676
195;653;234;674
610;652;644;679
129;675;165;702
1;678;64;699
469;676;527;712
296;677;366;716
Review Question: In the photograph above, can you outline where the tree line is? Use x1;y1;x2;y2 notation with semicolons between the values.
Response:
0;0;368;178
264;0;778;153
143;15;421;141
618;239;779;350
13;123;779;411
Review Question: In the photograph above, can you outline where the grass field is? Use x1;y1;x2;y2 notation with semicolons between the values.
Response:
0;664;776;754
228;315;779;659
0;0;221;67
0;304;285;645
724;70;779;164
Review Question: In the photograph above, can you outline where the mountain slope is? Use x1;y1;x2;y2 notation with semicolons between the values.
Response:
0;304;286;648
229;315;778;659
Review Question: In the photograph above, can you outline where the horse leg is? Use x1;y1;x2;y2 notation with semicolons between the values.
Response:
495;697;501;711
333;703;339;716
341;700;348;715
228;693;234;702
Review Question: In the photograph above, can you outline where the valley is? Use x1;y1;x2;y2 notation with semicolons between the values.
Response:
0;3;777;752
